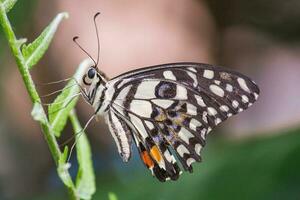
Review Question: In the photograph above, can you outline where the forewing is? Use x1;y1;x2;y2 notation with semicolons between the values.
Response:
108;62;260;181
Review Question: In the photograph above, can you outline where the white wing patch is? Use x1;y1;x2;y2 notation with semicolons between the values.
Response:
128;113;148;139
135;80;160;99
164;150;176;163
232;100;239;108
186;103;197;116
117;78;132;89
188;67;197;73
152;99;174;109
178;127;194;144
215;118;222;125
189;119;202;131
220;105;229;112
186;158;196;166
226;83;233;92
176;145;189;157
163;70;177;80
194;95;206;107
241;95;249;103
203;69;214;79
175;85;188;99
116;85;132;102
130;100;153;118
209;84;225;97
145;121;154;129
187;71;198;87
194;143;202;155
237;77;251;93
207;107;217;116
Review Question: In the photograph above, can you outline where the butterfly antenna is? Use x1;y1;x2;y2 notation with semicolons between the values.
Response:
66;114;96;162
41;84;77;98
37;77;72;86
42;93;81;106
73;36;97;66
93;12;101;68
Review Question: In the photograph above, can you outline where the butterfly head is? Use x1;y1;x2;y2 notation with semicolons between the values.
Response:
81;65;108;108
83;66;97;86
82;66;108;87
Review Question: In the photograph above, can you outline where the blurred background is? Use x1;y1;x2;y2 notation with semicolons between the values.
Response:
1;0;300;199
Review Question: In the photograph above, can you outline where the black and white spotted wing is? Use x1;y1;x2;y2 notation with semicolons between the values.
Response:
104;62;259;182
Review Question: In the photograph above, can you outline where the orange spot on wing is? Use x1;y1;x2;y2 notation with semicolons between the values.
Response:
150;145;162;163
141;151;154;168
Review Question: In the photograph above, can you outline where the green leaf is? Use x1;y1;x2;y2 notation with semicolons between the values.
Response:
69;109;96;200
22;12;68;69
108;192;118;200
57;139;76;190
48;79;79;137
48;59;91;137
31;102;47;125
2;0;17;13
15;38;27;48
57;153;74;189
61;146;69;163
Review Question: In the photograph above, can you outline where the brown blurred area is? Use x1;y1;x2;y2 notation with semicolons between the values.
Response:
1;0;300;199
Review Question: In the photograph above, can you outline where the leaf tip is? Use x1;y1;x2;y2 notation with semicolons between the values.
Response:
57;161;73;188
31;102;47;125
59;12;69;19
17;38;27;48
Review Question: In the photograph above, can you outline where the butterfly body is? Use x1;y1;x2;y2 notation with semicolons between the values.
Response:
80;62;260;182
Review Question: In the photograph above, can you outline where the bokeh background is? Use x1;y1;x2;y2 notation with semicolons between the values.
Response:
1;0;300;199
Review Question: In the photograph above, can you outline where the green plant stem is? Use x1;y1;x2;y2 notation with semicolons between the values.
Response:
0;1;61;165
0;4;39;102
0;4;78;200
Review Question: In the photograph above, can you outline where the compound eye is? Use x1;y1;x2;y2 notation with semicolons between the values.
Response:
87;68;96;79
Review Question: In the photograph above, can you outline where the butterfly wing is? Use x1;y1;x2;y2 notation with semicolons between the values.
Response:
105;62;260;181
105;109;133;162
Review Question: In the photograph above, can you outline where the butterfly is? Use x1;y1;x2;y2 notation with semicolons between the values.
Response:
78;62;260;182
73;13;260;182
